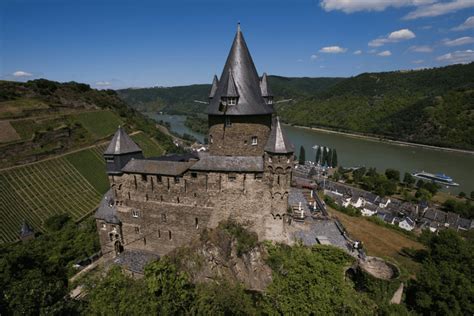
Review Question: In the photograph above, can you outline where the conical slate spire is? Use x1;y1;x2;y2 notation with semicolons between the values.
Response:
104;126;142;155
209;75;219;99
264;117;294;154
260;72;273;97
221;69;239;97
207;24;274;116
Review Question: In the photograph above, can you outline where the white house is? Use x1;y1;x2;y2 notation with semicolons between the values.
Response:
361;203;378;217
398;217;416;231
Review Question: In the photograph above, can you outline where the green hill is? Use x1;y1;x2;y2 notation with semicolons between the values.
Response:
116;76;344;115
0;79;174;243
278;63;474;150
118;63;474;150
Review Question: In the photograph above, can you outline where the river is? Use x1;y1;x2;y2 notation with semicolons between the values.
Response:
149;113;474;194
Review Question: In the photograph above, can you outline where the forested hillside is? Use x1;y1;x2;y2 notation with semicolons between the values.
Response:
278;63;474;150
116;76;344;115
118;63;474;150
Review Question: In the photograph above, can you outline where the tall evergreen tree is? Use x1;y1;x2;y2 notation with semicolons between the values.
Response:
322;147;328;166
332;149;338;167
298;146;306;165
315;147;321;165
327;148;333;168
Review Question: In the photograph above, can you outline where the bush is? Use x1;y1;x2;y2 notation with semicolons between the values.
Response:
220;221;258;256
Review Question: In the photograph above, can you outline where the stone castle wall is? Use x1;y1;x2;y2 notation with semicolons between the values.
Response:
208;114;272;156
101;155;293;256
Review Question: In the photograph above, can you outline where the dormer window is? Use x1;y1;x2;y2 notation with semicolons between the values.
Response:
228;97;237;105
225;117;232;127
267;97;273;105
132;209;139;218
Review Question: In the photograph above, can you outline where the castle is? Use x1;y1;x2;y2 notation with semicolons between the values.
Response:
95;25;295;260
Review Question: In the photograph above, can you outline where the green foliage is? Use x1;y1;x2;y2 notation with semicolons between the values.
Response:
0;215;99;315
261;244;375;315
442;199;474;219
298;145;306;165
331;149;338;167
385;169;400;182
315;146;321;164
71;110;123;139
279;63;474;150
192;280;256;315
86;266;156;315
130;132;164;158
44;214;72;232
144;259;195;315
220;220;258;256
406;230;474;315
403;172;415;187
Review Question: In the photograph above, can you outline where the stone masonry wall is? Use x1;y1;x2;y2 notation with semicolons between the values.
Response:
208;115;272;156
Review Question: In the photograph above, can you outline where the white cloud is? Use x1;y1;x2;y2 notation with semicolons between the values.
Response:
369;29;416;47
404;0;474;20
319;46;347;53
452;16;474;30
13;71;32;77
437;49;474;64
353;50;362;55
95;81;111;87
409;45;433;52
442;36;474;46
378;50;392;56
319;0;435;13
310;54;318;61
412;59;425;64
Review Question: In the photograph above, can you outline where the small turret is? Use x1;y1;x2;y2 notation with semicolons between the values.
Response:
260;73;274;105
103;127;144;175
209;75;219;100
264;116;294;155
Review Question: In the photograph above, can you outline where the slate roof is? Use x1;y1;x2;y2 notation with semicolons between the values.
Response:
288;188;310;213
457;218;472;230
95;190;121;224
104;127;142;155
114;250;159;274
264;116;294;154
260;72;273;97
122;159;194;176
209;75;219;99
190;154;263;172
150;152;199;162
20;221;34;238
207;24;274;116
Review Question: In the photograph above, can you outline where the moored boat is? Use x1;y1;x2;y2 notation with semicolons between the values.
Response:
411;171;459;186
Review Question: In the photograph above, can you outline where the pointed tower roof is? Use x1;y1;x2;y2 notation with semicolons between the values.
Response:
221;69;239;97
265;117;294;154
104;126;142;155
209;75;219;99
208;24;274;116
260;72;273;97
20;221;34;238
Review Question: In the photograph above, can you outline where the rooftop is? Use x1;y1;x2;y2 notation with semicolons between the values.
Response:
190;154;263;172
122;159;194;176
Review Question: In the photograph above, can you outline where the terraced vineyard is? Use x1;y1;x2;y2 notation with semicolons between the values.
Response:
0;146;107;244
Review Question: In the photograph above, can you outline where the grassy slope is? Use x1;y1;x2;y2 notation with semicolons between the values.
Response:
131;132;164;158
71;110;123;138
326;206;424;275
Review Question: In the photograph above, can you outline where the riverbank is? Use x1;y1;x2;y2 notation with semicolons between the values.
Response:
289;125;474;155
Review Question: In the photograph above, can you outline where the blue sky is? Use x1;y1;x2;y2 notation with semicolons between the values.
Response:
1;0;473;88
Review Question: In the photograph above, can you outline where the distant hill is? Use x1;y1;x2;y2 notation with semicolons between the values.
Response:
116;76;344;115
0;79;174;243
278;63;474;150
118;63;474;150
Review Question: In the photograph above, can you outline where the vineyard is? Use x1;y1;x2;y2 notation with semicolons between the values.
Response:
0;146;107;244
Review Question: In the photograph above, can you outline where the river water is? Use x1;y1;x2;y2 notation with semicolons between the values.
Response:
149;113;474;194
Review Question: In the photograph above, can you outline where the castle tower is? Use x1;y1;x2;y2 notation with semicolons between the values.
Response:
103;127;144;177
207;24;274;156
264;116;294;217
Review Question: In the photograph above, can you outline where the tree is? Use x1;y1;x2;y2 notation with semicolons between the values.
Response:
416;179;425;188
327;148;333;168
315;146;321;165
415;188;432;202
322;147;328;166
298;146;306;165
459;191;466;198
385;169;400;182
471;191;474;200
353;167;366;183
403;172;415;187
331;149;338;167
407;230;474;315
